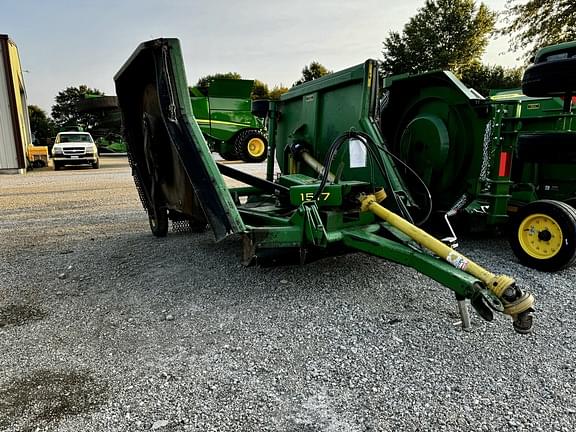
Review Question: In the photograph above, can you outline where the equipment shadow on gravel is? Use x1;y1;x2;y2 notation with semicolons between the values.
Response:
0;304;46;328
0;369;108;430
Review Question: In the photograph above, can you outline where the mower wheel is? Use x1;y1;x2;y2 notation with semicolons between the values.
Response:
148;205;168;237
188;219;208;233
218;150;239;161
564;198;576;210
234;130;268;163
522;57;576;97
509;200;576;271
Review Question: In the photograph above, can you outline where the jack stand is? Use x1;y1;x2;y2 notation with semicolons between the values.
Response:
456;293;471;330
441;211;459;248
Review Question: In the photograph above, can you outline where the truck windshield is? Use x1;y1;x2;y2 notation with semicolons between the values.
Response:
59;134;93;143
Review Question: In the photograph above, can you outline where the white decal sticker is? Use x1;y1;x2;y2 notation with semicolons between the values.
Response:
349;139;367;168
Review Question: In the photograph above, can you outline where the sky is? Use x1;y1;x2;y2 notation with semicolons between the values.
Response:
2;0;520;114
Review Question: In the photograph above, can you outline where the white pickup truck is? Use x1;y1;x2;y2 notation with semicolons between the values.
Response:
51;132;100;170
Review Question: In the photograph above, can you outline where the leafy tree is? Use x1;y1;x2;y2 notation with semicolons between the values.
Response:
269;85;289;100
294;62;331;86
28;105;56;145
195;72;241;88
381;0;495;75
252;80;269;100
460;62;523;96
499;0;576;58
51;85;104;130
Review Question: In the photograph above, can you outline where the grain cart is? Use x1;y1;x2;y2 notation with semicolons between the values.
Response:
189;79;268;162
114;38;534;333
380;41;576;272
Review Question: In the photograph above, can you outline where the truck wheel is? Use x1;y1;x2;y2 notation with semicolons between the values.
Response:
234;130;268;163
522;57;576;97
149;205;168;237
92;159;100;169
509;200;576;271
54;162;61;171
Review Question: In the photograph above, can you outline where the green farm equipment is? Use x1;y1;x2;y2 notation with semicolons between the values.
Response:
76;95;127;153
189;79;268;162
380;40;576;272
114;38;535;333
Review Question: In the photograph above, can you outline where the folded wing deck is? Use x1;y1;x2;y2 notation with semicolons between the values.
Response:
114;38;245;241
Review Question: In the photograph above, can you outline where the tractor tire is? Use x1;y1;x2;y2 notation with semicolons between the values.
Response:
509;200;576;271
517;132;576;163
522;57;576;97
148;204;168;237
234;130;268;163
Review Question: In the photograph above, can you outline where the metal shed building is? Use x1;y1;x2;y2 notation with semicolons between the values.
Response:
0;34;32;174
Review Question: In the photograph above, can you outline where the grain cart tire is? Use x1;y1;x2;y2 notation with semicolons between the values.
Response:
234;130;268;163
522;57;576;97
149;204;169;237
517;132;576;163
509;200;576;271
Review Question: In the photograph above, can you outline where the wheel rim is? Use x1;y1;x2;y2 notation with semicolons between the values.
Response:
247;138;265;158
518;213;563;259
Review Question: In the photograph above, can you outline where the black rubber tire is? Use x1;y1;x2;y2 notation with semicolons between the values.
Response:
564;197;576;210
517;132;576;163
142;83;171;239
92;159;100;169
188;219;208;233
149;205;168;237
53;161;61;171
218;150;239;161
234;130;268;163
522;57;576;97
509;200;576;271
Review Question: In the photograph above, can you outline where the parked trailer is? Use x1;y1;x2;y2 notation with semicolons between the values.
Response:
114;38;534;333
381;41;576;272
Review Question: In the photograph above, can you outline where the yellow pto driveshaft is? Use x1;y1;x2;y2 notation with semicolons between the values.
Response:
359;193;535;332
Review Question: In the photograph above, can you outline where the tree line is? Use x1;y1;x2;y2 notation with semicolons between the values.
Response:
30;0;574;145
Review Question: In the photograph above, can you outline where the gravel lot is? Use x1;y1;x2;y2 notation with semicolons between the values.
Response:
1;156;575;432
